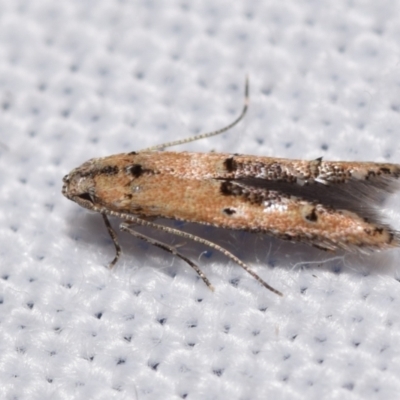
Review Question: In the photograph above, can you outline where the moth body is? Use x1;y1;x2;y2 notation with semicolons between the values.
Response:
62;79;400;295
63;151;400;253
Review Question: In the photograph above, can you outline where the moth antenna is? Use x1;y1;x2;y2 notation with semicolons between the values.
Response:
141;76;249;152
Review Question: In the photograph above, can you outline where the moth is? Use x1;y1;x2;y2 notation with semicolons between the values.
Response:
62;79;400;296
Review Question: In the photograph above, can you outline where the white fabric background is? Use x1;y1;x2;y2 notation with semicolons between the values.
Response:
1;1;400;399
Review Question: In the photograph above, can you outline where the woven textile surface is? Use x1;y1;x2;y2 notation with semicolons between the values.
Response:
1;1;400;399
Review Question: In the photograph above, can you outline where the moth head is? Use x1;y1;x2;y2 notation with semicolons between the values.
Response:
62;161;98;211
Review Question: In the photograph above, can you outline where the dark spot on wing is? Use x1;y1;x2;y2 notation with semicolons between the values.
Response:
364;226;386;237
99;165;119;175
379;167;391;175
305;208;318;222
220;181;242;196
78;165;119;179
219;181;272;205
127;164;144;177
126;164;155;178
224;157;237;172
223;208;236;215
366;170;376;179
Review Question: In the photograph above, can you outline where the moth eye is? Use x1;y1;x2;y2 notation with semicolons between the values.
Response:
62;175;70;183
77;192;93;203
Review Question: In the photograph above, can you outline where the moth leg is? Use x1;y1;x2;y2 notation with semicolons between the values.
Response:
118;215;283;296
101;213;122;268
120;222;214;290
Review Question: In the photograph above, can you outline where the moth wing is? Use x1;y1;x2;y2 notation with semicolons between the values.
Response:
227;177;400;252
235;168;400;226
